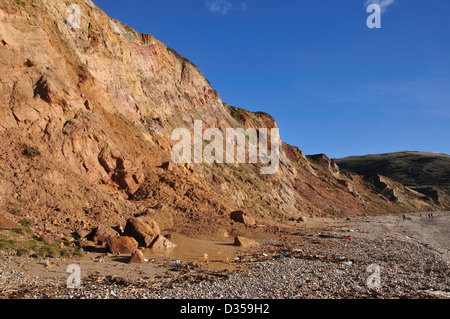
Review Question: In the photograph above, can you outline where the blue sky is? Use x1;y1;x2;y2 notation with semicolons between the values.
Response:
93;0;450;158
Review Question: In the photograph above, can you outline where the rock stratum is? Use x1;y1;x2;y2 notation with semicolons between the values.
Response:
0;0;444;241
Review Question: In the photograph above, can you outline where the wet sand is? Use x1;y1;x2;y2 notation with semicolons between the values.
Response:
144;234;240;270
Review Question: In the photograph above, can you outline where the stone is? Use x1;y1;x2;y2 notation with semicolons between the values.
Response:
76;228;91;239
98;148;117;173
149;235;177;250
297;216;307;223
124;217;160;247
233;236;260;248
106;236;138;255
0;213;17;230
76;238;96;249
129;249;146;264
92;225;119;245
161;161;173;171
230;211;256;226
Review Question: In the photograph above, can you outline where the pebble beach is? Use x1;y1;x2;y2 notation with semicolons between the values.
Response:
1;212;448;299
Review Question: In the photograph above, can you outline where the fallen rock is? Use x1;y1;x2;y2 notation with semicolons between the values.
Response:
129;249;146;264
0;213;17;230
106;236;138;255
76;228;91;239
161;161;173;171
124;217;160;247
92;225;119;245
230;211;256;226
76;238;96;249
234;236;260;248
149;235;177;250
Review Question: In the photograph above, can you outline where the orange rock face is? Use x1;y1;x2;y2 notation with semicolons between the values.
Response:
0;0;442;243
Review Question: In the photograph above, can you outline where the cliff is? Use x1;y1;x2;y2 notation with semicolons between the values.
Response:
0;0;440;240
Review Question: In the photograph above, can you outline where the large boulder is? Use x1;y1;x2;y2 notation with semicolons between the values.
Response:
230;211;256;226
106;236;138;255
123;217;160;247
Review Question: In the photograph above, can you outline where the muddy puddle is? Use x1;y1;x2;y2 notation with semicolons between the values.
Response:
143;234;240;271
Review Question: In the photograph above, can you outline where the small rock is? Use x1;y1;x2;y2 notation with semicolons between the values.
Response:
233;236;260;248
129;249;146;264
0;213;17;230
149;235;177;250
76;238;95;249
161;161;173;171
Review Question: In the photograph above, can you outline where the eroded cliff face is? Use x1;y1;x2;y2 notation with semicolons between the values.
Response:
0;0;439;239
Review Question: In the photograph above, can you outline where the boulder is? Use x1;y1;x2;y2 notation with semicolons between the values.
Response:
92;225;119;245
149;235;177;251
230;211;256;226
123;217;160;247
233;236;260;248
76;228;91;239
0;213;17;230
106;236;138;255
129;249;146;264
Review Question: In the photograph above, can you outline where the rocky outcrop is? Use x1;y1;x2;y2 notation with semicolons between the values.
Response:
307;154;340;178
98;147;145;196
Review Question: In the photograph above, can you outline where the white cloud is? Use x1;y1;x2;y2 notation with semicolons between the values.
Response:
205;0;247;15
365;0;396;12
